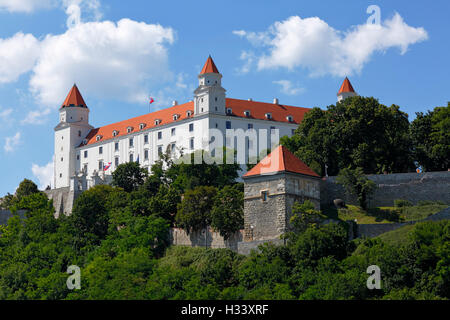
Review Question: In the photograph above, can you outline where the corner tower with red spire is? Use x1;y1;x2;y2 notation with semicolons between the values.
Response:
54;84;93;189
337;77;358;102
194;55;226;115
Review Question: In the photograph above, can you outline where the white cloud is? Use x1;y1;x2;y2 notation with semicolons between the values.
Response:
4;131;21;152
0;0;56;13
0;32;40;83
28;19;175;107
21;108;51;125
273;80;305;96
32;160;54;189
0;0;182;124
234;13;428;77
0;6;176;123
0;107;13;120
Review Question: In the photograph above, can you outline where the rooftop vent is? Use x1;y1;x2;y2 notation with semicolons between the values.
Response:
273;98;279;104
172;100;178;106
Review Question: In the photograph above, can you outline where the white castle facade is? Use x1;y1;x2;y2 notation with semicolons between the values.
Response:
52;56;357;196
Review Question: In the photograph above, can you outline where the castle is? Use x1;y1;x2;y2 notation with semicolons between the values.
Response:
48;56;358;215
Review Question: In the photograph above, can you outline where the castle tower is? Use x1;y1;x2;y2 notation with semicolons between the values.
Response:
337;77;358;102
194;55;226;115
242;145;321;242
54;84;93;189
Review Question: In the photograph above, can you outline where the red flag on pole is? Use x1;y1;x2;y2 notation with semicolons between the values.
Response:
149;97;154;104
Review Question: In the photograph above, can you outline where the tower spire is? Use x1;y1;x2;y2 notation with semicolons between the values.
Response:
337;77;357;102
200;55;219;74
61;84;87;109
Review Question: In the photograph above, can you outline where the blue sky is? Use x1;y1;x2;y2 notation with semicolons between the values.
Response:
0;0;448;196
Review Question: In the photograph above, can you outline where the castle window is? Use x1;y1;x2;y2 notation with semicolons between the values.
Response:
286;115;293;122
82;138;87;144
115;157;119;167
270;126;276;133
98;161;103;171
226;121;231;129
226;108;232;115
84;150;88;158
99;146;103;154
60;173;62;178
96;135;102;141
129;138;134;147
113;130;118;137
115;142;119;151
157;145;163;156
144;134;148;144
190;138;194;150
158;131;162;140
244;110;251;117
139;123;146;130
173;114;179;121
154;119;161;125
77;155;79;160
127;127;133;133
265;113;272;120
171;143;176;154
61;157;63;162
171;128;176;136
186;110;193;117
189;123;194;132
291;129;295;135
129;153;134;162
261;190;268;202
248;123;253;129
78;130;81;137
144;149;149;160
215;97;218;101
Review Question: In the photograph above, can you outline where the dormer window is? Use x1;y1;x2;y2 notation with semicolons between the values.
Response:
286;115;293;122
173;114;180;121
113;130;118;137
244;110;251;117
226;108;232;115
96;135;102;141
127;126;133;133
154;119;161;125
265;113;272;120
139;123;146;130
186;110;193;117
83;139;87;145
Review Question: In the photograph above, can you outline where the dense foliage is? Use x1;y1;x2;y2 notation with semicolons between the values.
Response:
410;103;450;171
1;188;448;300
281;98;449;176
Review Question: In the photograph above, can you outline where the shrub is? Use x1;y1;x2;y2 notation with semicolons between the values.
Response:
394;199;412;207
417;200;436;206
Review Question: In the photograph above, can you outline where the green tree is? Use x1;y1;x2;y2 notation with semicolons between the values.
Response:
210;185;244;240
15;179;40;201
112;162;148;192
175;186;217;234
410;103;450;171
65;185;114;249
289;200;325;234
336;167;376;210
281;96;413;175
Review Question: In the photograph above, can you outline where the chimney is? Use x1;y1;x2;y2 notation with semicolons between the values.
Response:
273;98;279;104
248;98;252;101
172;100;178;106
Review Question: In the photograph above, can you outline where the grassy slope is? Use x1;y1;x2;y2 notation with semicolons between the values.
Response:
376;224;416;246
322;204;448;225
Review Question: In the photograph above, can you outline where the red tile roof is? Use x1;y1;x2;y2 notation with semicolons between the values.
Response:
61;84;87;108
337;77;355;95
80;98;311;147
243;145;320;178
200;56;219;74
